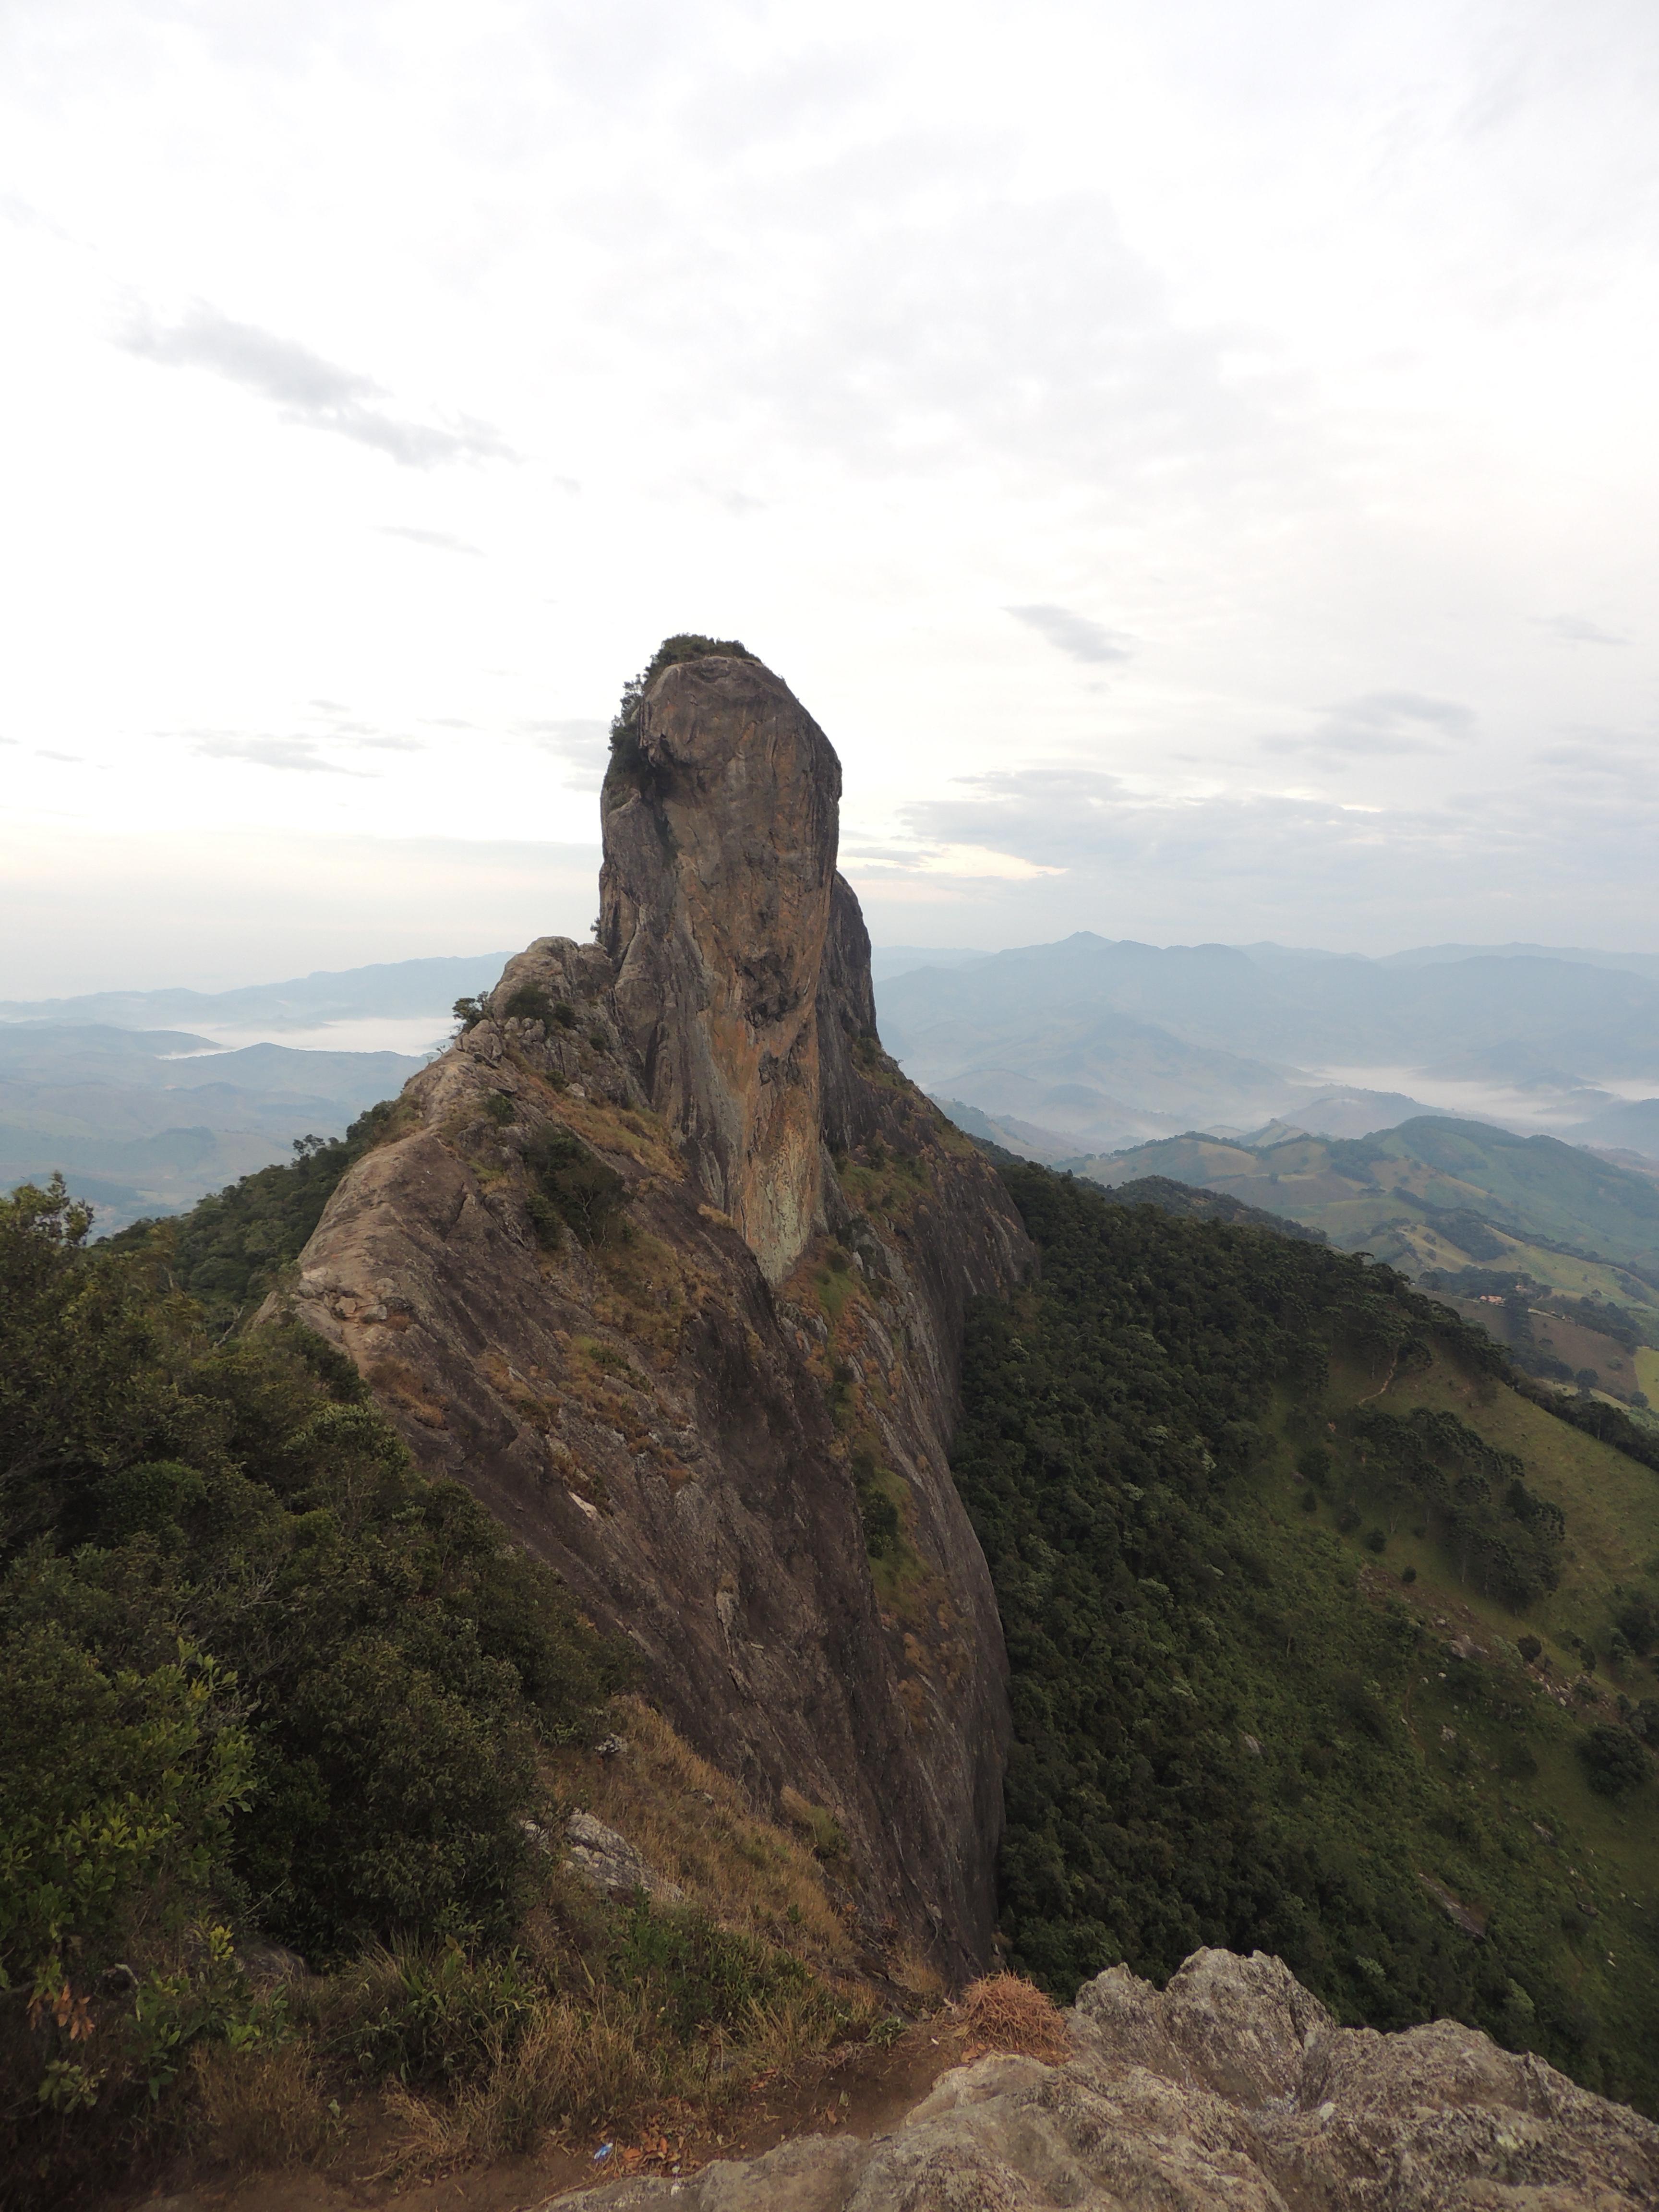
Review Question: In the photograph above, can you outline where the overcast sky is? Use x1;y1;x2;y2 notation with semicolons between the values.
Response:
3;0;1657;994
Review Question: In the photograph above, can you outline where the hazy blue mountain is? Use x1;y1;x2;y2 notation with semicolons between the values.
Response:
874;934;1659;1151
0;952;509;1032
1375;941;1659;982
1570;1098;1659;1155
866;944;992;984
878;935;1659;1069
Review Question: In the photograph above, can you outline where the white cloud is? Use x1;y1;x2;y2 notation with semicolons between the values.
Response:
521;719;610;791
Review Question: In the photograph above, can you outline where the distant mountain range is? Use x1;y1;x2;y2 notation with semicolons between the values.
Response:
875;934;1659;1158
9;935;1659;1232
0;1019;434;1228
0;955;515;1228
1069;1115;1659;1271
0;953;509;1034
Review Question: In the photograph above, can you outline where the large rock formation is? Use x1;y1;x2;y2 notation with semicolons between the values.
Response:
599;649;840;1285
264;645;1031;1972
557;1947;1659;2209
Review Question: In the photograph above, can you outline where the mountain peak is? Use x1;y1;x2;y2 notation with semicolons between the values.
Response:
599;649;843;1283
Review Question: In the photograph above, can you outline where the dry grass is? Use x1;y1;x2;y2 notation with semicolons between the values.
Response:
553;1698;855;1971
381;1977;879;2176
541;1087;682;1177
365;1356;448;1429
591;1227;698;1365
780;1786;848;1863
162;1704;891;2191
380;1993;663;2172
187;2038;331;2168
957;1975;1071;2064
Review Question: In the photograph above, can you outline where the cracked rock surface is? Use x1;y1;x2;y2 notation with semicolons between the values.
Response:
553;1948;1659;2210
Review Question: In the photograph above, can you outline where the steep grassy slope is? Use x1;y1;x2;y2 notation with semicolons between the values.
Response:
952;1164;1659;2115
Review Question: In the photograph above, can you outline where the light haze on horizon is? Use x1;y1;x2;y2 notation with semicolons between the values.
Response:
3;0;1658;995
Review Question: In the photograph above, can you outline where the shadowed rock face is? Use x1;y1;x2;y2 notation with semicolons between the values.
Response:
556;1947;1659;2210
600;653;841;1286
266;645;1032;1973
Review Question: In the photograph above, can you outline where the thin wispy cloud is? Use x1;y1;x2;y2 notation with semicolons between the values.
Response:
1262;692;1475;761
192;733;369;776
1535;614;1629;646
377;526;484;555
121;305;515;469
1006;604;1134;665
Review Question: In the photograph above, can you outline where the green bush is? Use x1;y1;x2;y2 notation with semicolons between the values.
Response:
325;1937;538;2087
609;1900;810;2041
503;983;556;1026
523;1130;626;1249
852;1447;902;1561
1577;1724;1649;1800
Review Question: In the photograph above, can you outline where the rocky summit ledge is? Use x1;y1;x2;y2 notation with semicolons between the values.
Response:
551;1947;1659;2211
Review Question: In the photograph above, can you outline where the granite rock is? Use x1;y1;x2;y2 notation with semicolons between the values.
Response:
553;1947;1659;2210
262;648;1031;1972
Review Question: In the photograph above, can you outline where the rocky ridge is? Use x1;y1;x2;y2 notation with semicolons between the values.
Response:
264;646;1031;1970
557;1947;1659;2210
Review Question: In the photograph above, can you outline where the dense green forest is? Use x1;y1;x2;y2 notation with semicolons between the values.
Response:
952;1160;1659;2114
0;1173;626;2193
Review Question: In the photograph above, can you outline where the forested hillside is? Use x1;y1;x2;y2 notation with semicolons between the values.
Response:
953;1162;1659;2114
1065;1116;1659;1415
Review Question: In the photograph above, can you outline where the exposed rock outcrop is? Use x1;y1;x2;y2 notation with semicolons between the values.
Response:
556;1946;1659;2209
600;649;840;1286
264;646;1031;1972
553;1812;683;1907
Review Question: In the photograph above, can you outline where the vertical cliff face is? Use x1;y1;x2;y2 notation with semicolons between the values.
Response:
266;641;1032;1974
599;652;840;1286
